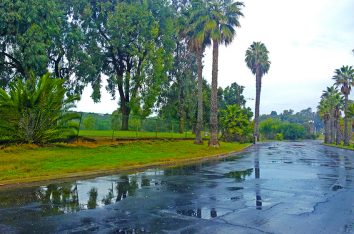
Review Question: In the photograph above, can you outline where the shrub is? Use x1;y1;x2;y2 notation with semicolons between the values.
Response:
220;105;253;143
275;133;284;141
0;73;80;144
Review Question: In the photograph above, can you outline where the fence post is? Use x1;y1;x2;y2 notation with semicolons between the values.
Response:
155;119;158;138
171;119;174;138
136;116;138;138
77;112;83;142
185;122;188;138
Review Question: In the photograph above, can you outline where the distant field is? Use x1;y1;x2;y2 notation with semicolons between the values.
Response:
78;130;208;139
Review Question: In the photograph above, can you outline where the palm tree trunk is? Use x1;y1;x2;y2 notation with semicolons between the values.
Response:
195;49;203;144
350;119;352;142
254;70;262;143
344;95;349;146
324;119;329;144
330;113;335;144
335;118;341;145
209;40;220;147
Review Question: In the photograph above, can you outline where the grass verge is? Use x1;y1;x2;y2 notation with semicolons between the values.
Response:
324;143;354;151
0;140;251;186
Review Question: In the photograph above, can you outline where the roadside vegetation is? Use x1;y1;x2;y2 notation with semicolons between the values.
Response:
258;108;322;141
0;0;257;185
318;62;354;149
0;141;250;185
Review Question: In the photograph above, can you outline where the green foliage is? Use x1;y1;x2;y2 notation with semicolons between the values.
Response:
220;105;253;143
275;133;284;141
259;118;306;140
260;108;323;135
219;82;246;110
83;115;96;130
0;0;91;94
0;73;80;144
245;42;271;76
77;0;175;120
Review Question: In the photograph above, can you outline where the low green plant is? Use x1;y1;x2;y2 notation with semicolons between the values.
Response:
0;73;80;144
275;133;284;141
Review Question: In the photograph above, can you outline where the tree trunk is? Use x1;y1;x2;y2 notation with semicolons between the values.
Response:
350;119;353;143
344;95;349;146
121;104;130;131
329;113;335;144
178;76;185;134
178;114;185;134
195;49;203;144
254;69;262;143
209;40;219;147
324;119;329;144
335;118;341;145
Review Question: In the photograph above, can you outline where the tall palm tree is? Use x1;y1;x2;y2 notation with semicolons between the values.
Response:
345;102;354;142
318;99;331;144
182;0;211;144
320;86;342;144
245;42;271;143
333;65;354;146
206;0;244;147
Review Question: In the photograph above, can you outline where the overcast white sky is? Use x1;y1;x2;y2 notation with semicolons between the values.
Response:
75;0;354;115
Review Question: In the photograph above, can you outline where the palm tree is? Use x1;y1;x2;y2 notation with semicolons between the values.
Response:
0;73;80;144
345;102;354;142
182;0;211;144
319;86;342;144
245;42;271;143
333;65;354;146
206;0;244;147
318;99;331;144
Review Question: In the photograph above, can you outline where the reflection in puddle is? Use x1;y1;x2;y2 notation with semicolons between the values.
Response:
176;207;229;219
0;171;163;215
225;168;253;180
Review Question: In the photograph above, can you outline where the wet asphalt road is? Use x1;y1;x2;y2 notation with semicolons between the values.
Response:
0;141;353;233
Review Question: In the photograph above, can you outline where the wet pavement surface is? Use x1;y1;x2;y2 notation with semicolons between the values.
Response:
0;141;353;233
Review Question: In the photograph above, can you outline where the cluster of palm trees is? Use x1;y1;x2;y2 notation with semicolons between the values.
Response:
184;0;270;146
318;65;354;146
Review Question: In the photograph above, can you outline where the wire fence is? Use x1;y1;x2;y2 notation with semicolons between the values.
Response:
0;109;211;143
76;112;210;140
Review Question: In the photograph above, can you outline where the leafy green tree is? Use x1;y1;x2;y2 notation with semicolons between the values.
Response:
333;65;354;146
0;0;92;94
76;0;175;130
220;82;246;109
259;118;282;139
279;122;306;140
245;42;271;143
0;73;79;144
83;115;96;130
220;105;253;143
158;9;198;133
206;0;244;147
259;118;306;140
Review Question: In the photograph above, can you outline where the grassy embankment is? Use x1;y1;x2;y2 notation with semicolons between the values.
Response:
324;143;354;151
0;140;250;186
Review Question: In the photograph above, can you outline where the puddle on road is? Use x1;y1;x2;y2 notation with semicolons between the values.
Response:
224;168;253;181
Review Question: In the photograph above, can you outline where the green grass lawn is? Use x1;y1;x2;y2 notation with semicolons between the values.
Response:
0;140;250;185
78;130;203;139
